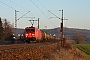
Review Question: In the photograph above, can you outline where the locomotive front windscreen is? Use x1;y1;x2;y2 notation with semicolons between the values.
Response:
26;29;35;32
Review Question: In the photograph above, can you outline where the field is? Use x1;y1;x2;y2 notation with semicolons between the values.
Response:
73;42;90;60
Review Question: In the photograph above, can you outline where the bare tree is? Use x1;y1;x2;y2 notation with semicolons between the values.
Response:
74;32;84;44
1;19;13;40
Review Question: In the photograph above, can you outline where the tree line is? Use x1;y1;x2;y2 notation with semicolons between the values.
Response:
0;17;13;40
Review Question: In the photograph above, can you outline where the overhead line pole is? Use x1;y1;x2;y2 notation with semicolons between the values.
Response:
38;18;39;29
59;9;68;46
15;10;19;44
15;10;30;44
61;10;64;46
61;10;64;39
15;10;19;28
15;10;30;30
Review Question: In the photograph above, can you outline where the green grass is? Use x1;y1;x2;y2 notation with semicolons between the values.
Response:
75;43;90;55
73;42;90;60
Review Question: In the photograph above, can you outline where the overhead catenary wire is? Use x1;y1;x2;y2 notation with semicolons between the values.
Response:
37;0;47;11
9;0;32;16
9;0;23;10
0;0;58;29
0;0;15;10
9;0;30;12
9;0;46;27
17;11;30;20
0;0;23;15
37;0;60;20
0;0;31;20
48;10;60;19
29;0;49;19
36;0;58;28
29;0;50;28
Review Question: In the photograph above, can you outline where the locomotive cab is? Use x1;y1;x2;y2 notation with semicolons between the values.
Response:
24;27;42;43
24;27;36;43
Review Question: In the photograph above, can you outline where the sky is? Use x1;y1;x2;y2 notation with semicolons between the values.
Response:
0;0;90;29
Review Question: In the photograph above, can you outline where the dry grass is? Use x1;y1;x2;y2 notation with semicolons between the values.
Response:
0;42;85;60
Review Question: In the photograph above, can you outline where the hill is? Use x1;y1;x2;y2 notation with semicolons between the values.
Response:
42;27;90;42
13;27;90;42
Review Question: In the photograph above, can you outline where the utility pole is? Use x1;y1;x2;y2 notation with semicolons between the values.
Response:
15;10;19;44
15;10;19;28
59;9;68;46
29;18;39;29
14;10;30;44
48;9;68;46
15;10;30;30
38;18;39;29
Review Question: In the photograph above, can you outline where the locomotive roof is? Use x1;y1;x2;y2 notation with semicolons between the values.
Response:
25;26;41;30
25;26;35;28
25;27;40;30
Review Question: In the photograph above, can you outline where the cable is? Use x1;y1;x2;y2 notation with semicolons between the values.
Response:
0;0;15;10
9;0;33;17
38;0;47;11
17;11;30;20
48;10;60;19
29;0;49;19
37;0;58;28
0;1;23;15
9;0;28;11
9;0;23;9
29;0;56;28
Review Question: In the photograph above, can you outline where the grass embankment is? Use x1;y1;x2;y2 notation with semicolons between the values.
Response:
0;42;85;60
73;42;90;60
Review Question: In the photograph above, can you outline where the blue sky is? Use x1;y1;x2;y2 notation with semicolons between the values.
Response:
0;0;90;29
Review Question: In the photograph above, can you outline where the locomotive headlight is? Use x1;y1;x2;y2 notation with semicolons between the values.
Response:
32;34;35;36
25;34;28;38
32;34;35;37
13;37;16;39
25;34;28;36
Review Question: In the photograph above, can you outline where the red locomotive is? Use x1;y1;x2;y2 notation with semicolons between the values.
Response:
24;26;54;43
